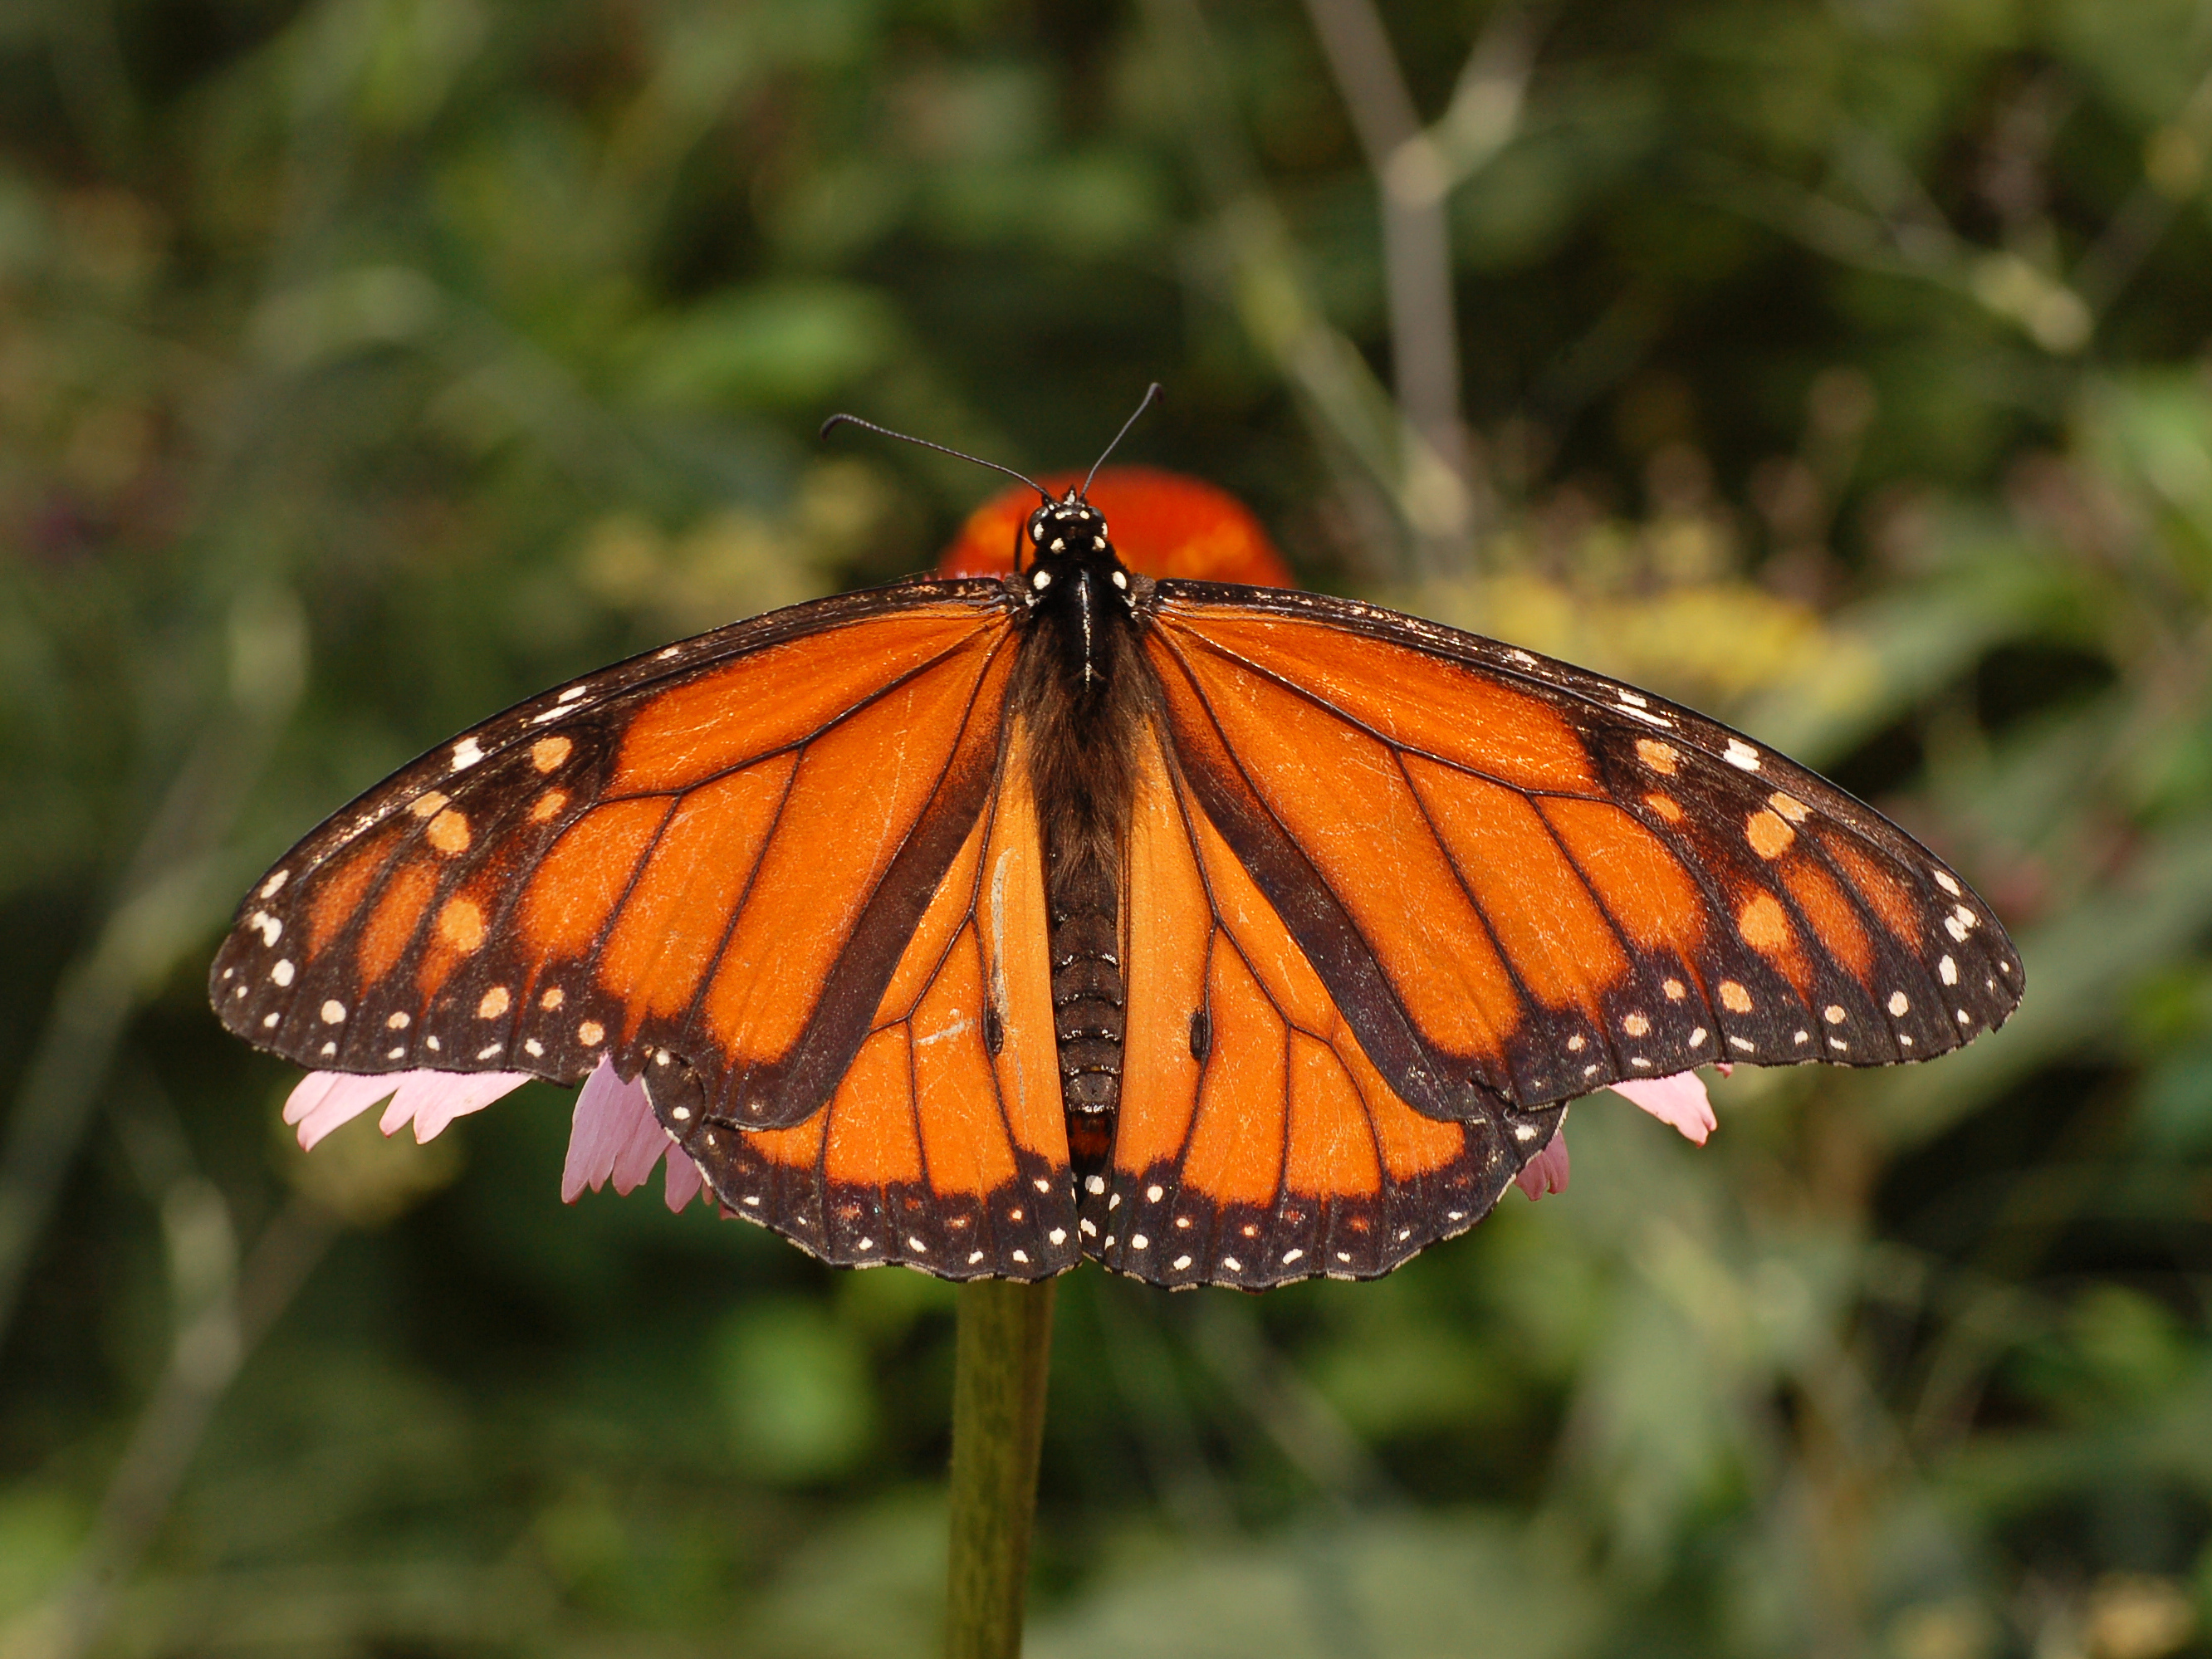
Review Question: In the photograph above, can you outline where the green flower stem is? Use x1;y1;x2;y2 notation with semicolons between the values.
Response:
945;1278;1057;1659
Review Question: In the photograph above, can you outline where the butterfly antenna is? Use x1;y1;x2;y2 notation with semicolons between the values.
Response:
819;413;1049;499
1081;383;1162;498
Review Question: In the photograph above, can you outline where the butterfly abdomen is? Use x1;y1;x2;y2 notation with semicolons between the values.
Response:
1049;855;1124;1113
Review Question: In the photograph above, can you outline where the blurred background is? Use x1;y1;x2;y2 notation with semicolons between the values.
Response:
4;2;2212;1655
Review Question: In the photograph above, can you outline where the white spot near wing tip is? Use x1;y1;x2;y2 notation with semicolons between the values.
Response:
1617;689;1648;707
1689;1027;1707;1046
320;1000;345;1024
1940;955;1959;985
1888;991;1910;1016
259;869;289;898
557;685;586;702
451;737;484;770
657;646;680;659
1132;1235;1148;1249
969;1250;985;1264
1172;1255;1192;1270
271;959;295;986
1724;739;1761;771
1729;1035;1755;1051
262;1012;279;1028
1049;1228;1066;1245
1945;918;1968;942
1934;870;1961;895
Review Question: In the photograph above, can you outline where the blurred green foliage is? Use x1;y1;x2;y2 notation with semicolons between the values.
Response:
5;2;2212;1656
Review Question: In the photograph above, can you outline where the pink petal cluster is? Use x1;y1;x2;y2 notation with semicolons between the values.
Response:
286;1060;1725;1214
1513;1068;1728;1203
283;1059;706;1212
559;1060;702;1212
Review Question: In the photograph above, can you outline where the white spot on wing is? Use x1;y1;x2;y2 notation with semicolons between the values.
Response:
1934;870;1960;895
1724;739;1761;771
451;737;484;770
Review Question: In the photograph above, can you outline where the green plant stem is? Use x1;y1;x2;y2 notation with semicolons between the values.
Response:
945;1278;1056;1659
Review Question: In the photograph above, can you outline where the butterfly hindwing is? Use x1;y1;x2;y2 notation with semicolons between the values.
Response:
211;581;1026;1129
1142;584;2022;1113
1090;725;1557;1288
665;719;1079;1278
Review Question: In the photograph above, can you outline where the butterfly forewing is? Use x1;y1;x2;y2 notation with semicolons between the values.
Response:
1143;584;2023;1113
211;581;1025;1129
665;718;1078;1277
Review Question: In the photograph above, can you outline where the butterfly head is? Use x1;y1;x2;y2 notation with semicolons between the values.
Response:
1020;492;1134;611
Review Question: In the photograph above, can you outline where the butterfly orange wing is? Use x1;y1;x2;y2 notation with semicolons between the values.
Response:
1092;726;1555;1287
1140;584;2024;1117
653;718;1078;1275
211;582;1030;1136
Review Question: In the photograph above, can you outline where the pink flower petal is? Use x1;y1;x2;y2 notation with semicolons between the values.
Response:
1606;1071;1717;1146
377;1070;536;1143
285;1072;406;1150
561;1060;660;1201
663;1149;704;1212
1515;1129;1571;1200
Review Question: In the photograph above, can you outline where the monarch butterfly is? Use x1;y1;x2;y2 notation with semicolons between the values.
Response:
211;394;2022;1289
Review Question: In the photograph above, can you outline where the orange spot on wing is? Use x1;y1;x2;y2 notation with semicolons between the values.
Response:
1636;739;1678;775
614;612;997;794
1736;889;1817;996
1645;792;1686;824
1539;797;1706;958
1164;612;1598;794
530;790;568;823
307;827;400;957
531;737;572;772
1779;856;1874;981
1403;760;1627;1011
425;809;471;855
356;862;438;986
823;1030;924;1187
599;756;798;1029
1745;810;1794;860
1822;834;1924;945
